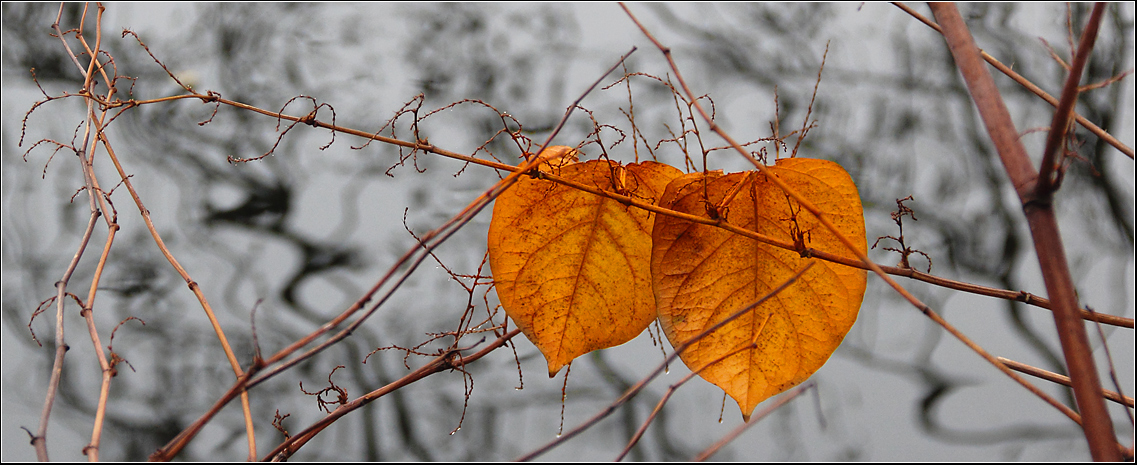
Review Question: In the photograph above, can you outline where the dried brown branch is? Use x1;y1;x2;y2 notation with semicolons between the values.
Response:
80;202;118;462
36;5;261;459
70;11;131;459
89;109;261;460
871;196;933;272
33;188;98;461
32;4;106;459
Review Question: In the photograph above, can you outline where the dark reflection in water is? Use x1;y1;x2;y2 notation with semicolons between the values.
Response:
2;3;1132;461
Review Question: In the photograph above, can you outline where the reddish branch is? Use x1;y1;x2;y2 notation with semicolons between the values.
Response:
928;3;1119;461
892;2;1133;159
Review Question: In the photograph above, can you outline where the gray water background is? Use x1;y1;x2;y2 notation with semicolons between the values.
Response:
2;3;1133;461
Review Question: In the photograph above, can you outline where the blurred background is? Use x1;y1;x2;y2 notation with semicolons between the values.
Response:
2;3;1133;461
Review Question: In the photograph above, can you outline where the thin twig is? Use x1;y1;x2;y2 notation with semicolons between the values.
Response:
996;357;1133;408
692;382;816;461
790;42;828;158
81;209;117;462
615;338;766;461
1037;3;1106;194
1085;308;1134;424
87;113;262;459
263;329;520;461
802;248;1132;328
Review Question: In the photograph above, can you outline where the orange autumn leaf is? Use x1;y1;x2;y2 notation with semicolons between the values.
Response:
651;158;866;420
488;149;682;377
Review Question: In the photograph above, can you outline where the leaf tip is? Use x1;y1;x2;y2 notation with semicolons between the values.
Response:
547;360;563;378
